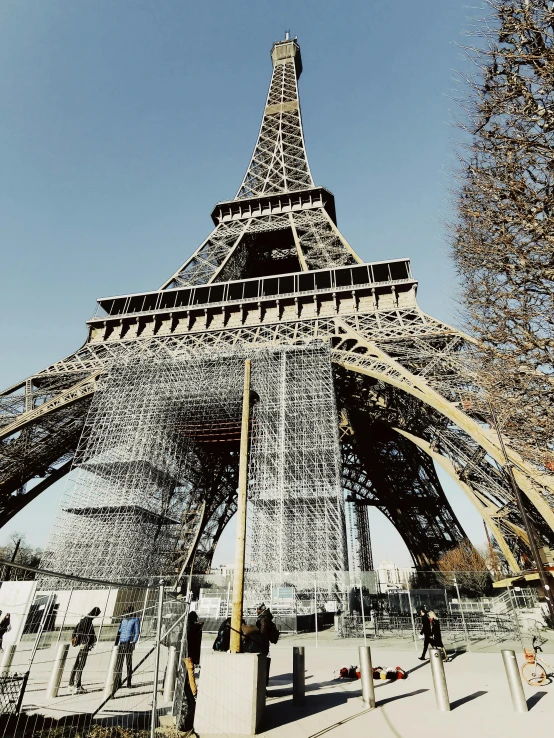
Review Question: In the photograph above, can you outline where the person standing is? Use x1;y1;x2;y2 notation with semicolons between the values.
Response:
113;610;140;691
213;616;231;652
0;613;11;651
69;607;101;694
184;611;203;698
256;603;278;687
418;608;432;661
429;611;449;661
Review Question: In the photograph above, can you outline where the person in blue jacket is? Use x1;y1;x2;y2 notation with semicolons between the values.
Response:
113;609;141;690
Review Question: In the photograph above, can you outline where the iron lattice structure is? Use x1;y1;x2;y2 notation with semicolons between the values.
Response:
246;344;346;599
2;36;554;581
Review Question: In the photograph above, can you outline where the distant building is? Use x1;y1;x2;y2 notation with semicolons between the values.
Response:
377;560;413;592
210;564;234;577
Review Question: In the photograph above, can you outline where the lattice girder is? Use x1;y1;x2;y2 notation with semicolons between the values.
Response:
2;34;554;580
3;308;554;565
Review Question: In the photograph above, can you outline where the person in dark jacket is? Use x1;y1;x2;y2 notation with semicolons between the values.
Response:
113;609;141;691
429;611;449;661
69;607;101;694
184;611;203;697
213;616;231;652
256;603;275;687
0;613;11;651
418;608;432;661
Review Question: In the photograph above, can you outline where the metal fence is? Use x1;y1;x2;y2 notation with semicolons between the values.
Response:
0;562;551;737
0;564;191;737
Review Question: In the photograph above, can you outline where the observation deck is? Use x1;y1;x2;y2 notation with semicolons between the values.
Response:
87;259;417;344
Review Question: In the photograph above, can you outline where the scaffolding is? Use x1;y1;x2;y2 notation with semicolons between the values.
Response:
41;353;245;587
246;344;347;603
41;343;348;596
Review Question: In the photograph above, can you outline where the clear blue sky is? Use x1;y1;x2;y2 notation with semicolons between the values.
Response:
0;1;487;566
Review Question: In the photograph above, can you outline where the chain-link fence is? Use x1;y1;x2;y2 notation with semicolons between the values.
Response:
0;563;192;737
0;562;552;737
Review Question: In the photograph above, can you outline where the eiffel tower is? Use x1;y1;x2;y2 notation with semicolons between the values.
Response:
1;35;554;588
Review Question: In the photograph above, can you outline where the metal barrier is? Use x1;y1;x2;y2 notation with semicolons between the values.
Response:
429;648;450;711
0;645;16;677
358;646;375;708
163;645;178;703
0;672;29;716
46;643;69;699
293;646;305;705
103;644;120;700
501;650;528;713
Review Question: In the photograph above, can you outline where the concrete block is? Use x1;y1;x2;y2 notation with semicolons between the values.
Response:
194;652;266;735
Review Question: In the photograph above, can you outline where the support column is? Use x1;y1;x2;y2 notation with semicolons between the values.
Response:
230;359;252;654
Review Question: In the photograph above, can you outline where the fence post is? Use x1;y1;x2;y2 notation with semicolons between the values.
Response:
358;578;367;644
150;579;165;738
163;645;178;703
358;645;375;708
404;571;418;652
314;580;318;648
501;650;528;713
56;587;73;646
429;648;450;711
0;645;17;676
137;588;150;645
506;586;523;647
97;588;111;644
46;643;69;699
293;646;305;705
103;645;120;700
27;593;55;671
453;577;471;653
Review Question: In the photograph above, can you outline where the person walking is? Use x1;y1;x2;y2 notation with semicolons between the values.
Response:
0;613;11;651
113;609;140;691
68;607;101;694
429;611;449;661
183;611;203;698
418;608;432;661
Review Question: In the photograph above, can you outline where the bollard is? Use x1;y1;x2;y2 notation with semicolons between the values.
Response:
103;644;120;700
293;646;305;705
163;646;178;703
0;645;16;676
46;643;69;699
429;648;450;711
358;645;375;708
501;650;528;713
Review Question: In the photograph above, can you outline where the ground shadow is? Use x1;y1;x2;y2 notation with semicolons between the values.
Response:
375;688;429;708
407;661;430;676
527;691;549;710
450;690;487;710
264;685;430;730
270;672;294;682
446;650;466;662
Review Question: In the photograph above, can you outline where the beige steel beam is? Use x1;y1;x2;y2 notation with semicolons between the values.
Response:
0;372;100;442
230;359;251;653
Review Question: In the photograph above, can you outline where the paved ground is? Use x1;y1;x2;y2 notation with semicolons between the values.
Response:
7;629;553;736
257;639;554;738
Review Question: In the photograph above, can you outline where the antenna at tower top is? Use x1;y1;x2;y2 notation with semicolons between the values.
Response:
285;30;290;40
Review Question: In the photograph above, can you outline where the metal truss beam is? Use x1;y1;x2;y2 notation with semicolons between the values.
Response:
2;34;554;581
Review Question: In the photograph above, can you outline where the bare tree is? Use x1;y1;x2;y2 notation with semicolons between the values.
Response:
451;0;554;469
0;532;42;580
436;539;492;594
